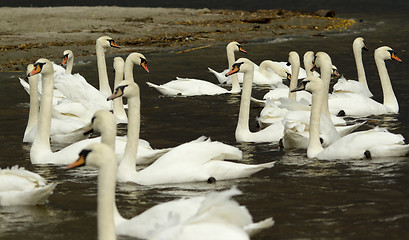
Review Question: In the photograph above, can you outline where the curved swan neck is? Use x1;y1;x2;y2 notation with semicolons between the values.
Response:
307;82;325;158
236;64;253;137
96;43;112;97
119;86;140;170
25;74;39;136
227;46;240;93
353;42;367;87
33;69;53;154
375;55;398;112
97;156;117;240
289;54;300;100
303;52;314;77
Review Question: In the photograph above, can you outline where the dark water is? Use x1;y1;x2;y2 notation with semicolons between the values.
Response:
1;3;409;240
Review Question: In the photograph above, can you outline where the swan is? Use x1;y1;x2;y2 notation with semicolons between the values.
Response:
332;37;373;97
61;49;74;74
292;75;409;160
226;58;285;142
146;42;247;96
27;55;163;165
280;51;364;150
67;143;273;240
207;41;247;86
22;64;90;143
108;79;275;184
327;46;402;117
0;165;56;206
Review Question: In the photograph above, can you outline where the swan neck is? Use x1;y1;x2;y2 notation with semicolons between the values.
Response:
353;45;367;86
119;88;140;169
289;60;300;100
307;86;325;158
319;63;332;120
25;75;40;135
227;48;240;92
124;59;134;81
33;72;53;152
375;56;398;112
236;67;253;137
96;44;112;97
97;160;117;240
66;58;74;74
112;66;127;120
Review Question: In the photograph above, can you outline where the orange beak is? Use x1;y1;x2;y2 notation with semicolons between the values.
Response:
225;65;240;77
110;41;120;48
391;52;402;62
61;55;68;66
66;155;86;169
239;46;247;54
141;61;150;73
27;64;42;77
310;63;317;72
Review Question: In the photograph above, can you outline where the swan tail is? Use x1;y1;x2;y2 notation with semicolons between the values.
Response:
244;217;275;237
146;82;181;96
19;78;31;95
336;121;366;137
250;97;266;106
208;67;227;84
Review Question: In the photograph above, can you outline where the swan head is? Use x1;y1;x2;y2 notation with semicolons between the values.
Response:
27;58;53;77
303;51;315;69
375;46;402;62
353;37;368;51
226;41;247;54
61;50;73;66
84;110;116;136
288;51;300;66
125;52;149;73
311;52;332;71
107;80;138;101
291;76;323;95
260;60;290;79
96;36;120;49
66;143;116;170
225;58;253;76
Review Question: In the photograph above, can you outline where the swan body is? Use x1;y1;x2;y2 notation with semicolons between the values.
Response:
332;37;373;97
147;41;246;96
67;143;273;240
109;78;275;184
328;46;402;117
0;165;56;206
146;77;232;96
294;72;409;159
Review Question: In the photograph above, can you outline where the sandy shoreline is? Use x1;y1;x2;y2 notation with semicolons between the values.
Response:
0;6;356;72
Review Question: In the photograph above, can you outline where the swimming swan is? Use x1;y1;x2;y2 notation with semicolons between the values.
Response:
67;143;273;240
0;165;56;206
292;75;409;160
109;79;275;184
328;46;402;117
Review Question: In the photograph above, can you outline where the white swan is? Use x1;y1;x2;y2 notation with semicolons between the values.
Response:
207;41;247;86
226;58;284;142
328;46;402;117
67;143;273;240
61;49;74;74
22;64;90;143
293;75;409;160
280;51;364;150
27;55;164;165
332;37;373;97
108;79;275;184
0;165;56;206
146;42;247;96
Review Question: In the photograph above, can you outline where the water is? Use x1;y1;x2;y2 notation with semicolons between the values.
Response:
1;3;409;240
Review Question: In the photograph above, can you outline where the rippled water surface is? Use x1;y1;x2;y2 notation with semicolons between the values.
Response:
0;4;409;240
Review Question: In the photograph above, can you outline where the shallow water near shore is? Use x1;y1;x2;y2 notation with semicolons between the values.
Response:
0;8;409;240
